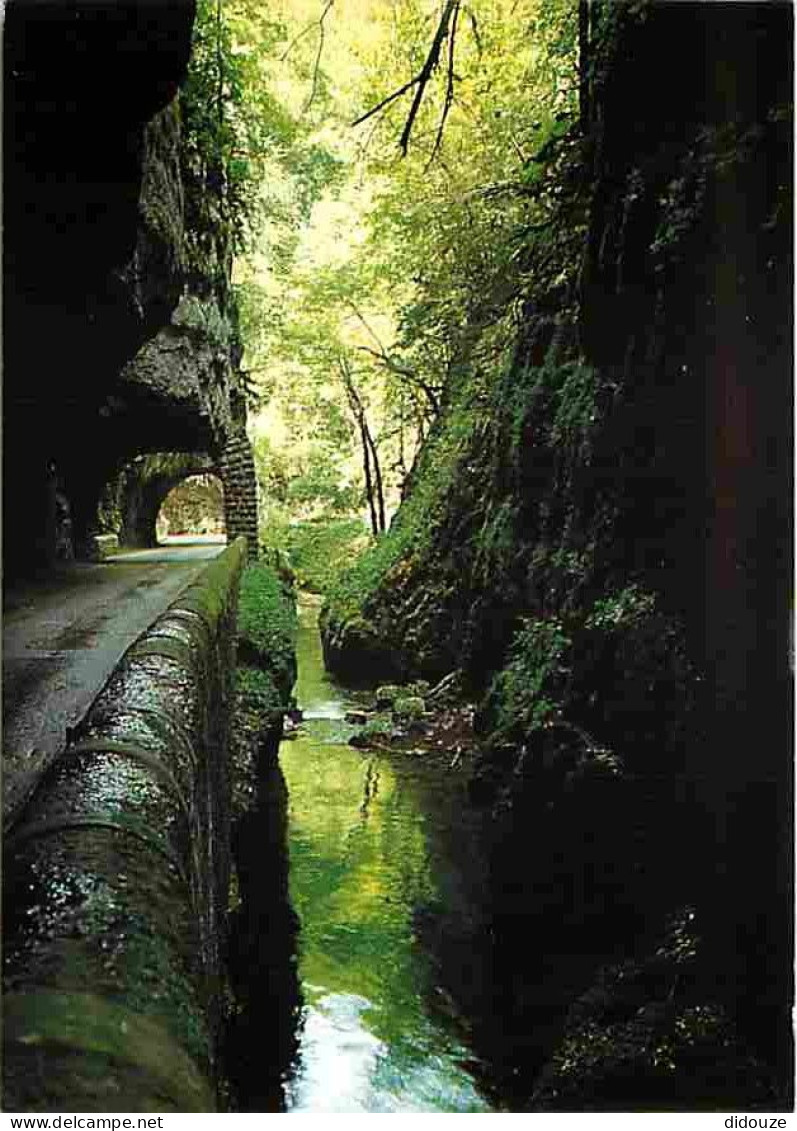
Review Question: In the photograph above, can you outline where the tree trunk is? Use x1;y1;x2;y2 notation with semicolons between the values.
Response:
365;423;386;533
339;358;383;536
359;419;379;537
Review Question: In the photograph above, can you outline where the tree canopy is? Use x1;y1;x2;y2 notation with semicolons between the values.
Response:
181;0;583;541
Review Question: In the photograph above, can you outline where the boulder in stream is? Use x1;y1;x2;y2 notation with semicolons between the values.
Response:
392;695;426;725
375;684;403;709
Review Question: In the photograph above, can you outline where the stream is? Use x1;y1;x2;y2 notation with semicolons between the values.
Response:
279;596;496;1113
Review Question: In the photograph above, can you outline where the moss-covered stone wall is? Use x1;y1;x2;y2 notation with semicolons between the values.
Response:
3;539;247;1112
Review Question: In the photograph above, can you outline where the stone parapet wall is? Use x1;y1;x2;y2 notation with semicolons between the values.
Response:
2;538;247;1112
219;427;259;558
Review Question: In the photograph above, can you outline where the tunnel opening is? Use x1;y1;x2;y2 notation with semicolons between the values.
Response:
157;473;227;543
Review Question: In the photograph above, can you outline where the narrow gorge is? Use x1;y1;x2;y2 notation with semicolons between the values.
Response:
3;0;792;1115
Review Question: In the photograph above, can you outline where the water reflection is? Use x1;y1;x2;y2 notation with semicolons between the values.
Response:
284;992;385;1112
280;597;492;1113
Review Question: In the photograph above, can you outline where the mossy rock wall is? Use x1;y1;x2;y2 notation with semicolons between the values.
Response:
3;0;258;577
225;560;300;1109
3;539;247;1112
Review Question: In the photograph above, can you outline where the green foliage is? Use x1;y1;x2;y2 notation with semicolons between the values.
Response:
497;356;608;467
181;0;255;262
353;0;583;352
159;474;224;536
252;435;291;509
180;0;344;272
324;392;480;627
549;361;605;459
172;294;232;346
478;581;695;782
355;717;394;744
322;506;420;629
254;431;360;522
392;695;425;724
235;665;285;719
229;0;588;526
230;4;792;1108
284;450;362;514
322;528;408;627
649;119;772;269
322;347;611;681
253;425;366;582
237;560;298;699
585;585;655;631
486;618;571;739
259;506;292;559
474;500;519;585
223;0;694;763
283;517;371;594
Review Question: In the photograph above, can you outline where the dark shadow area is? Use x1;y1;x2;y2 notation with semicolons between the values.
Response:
224;732;302;1112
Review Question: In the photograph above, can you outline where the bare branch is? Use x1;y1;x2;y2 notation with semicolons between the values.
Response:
425;0;460;168
303;0;335;113
465;5;482;54
345;302;441;410
346;301;385;349
338;355;385;533
352;0;460;155
356;344;441;415
351;74;422;129
399;0;458;155
280;16;317;61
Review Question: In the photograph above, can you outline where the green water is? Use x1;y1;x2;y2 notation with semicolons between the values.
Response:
280;596;493;1113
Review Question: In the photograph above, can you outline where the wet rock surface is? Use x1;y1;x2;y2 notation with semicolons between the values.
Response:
345;677;478;770
2;539;246;1112
222;563;301;1111
2;543;224;827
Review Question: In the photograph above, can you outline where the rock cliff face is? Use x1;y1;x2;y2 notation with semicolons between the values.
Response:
4;0;258;576
322;0;792;1108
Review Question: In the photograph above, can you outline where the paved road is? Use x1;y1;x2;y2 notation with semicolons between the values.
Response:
2;538;226;825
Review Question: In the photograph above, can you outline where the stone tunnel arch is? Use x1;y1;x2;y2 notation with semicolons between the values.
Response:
114;430;259;554
118;453;216;548
157;472;226;540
